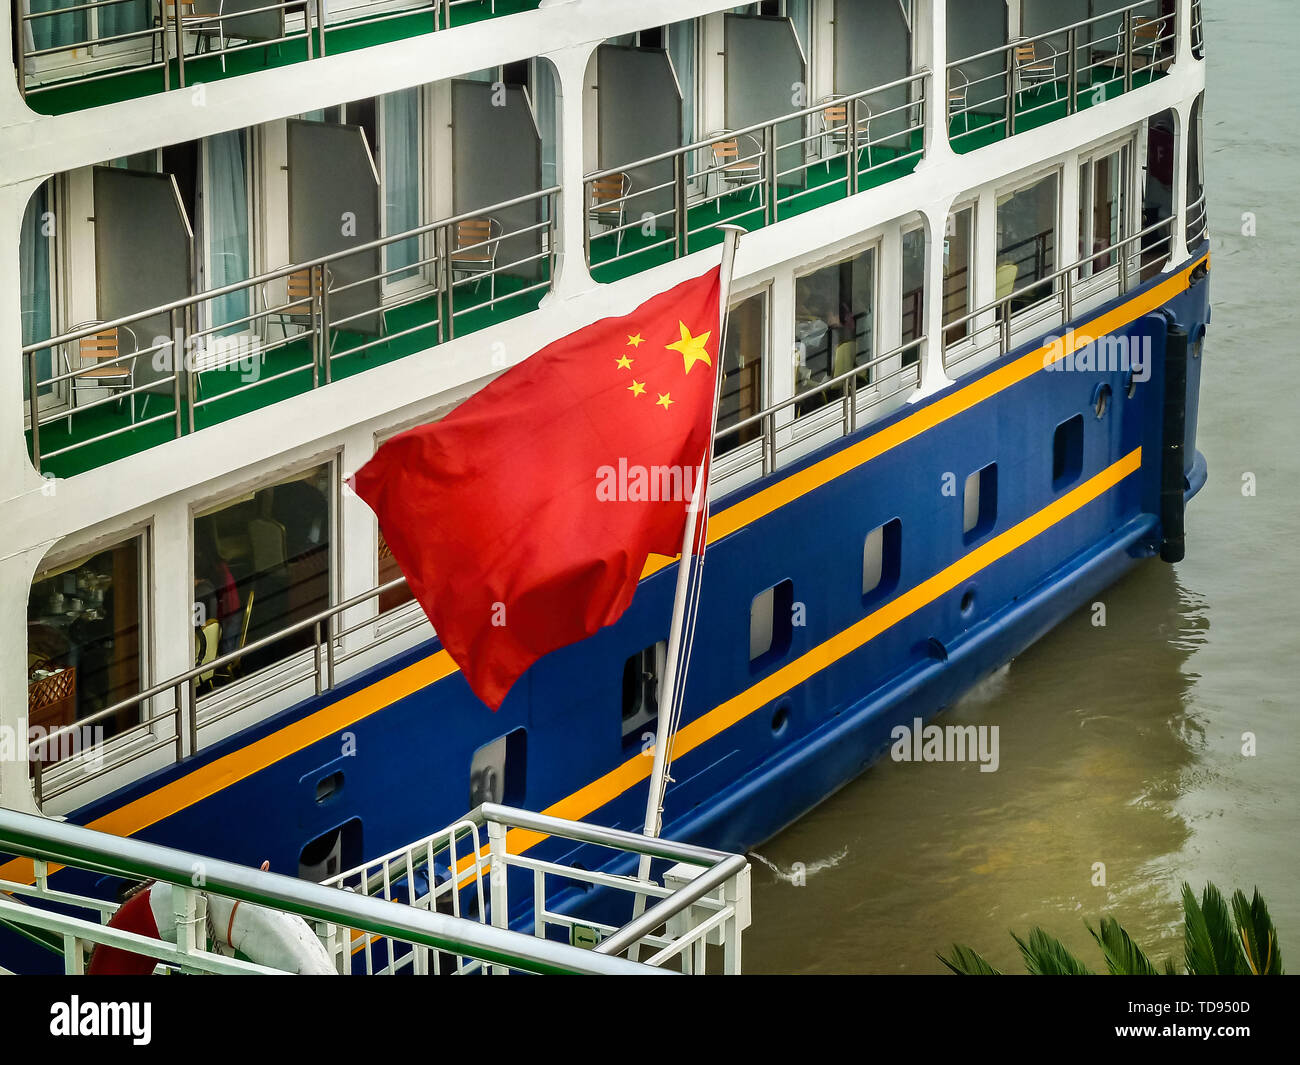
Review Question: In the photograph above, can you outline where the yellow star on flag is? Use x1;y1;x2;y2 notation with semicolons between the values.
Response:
627;333;644;348
628;380;646;396
615;354;633;370
666;322;712;375
656;392;673;410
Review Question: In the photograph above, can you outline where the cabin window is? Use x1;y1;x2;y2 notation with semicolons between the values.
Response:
963;463;998;541
996;172;1058;314
193;463;333;690
750;579;794;664
793;247;876;413
900;225;925;359
20;181;57;423
200;130;254;334
380;89;424;289
716;290;768;455
28;534;145;755
1053;415;1084;489
944;206;974;345
1078;144;1129;278
863;518;902;600
622;641;666;746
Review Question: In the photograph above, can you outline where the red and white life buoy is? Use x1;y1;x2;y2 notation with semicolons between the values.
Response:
88;881;335;975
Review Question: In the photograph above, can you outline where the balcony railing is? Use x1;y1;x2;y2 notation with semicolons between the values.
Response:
14;0;538;114
584;70;929;282
947;0;1175;154
23;185;558;478
943;212;1177;379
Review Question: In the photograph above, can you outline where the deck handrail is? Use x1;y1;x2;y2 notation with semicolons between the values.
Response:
0;802;668;975
948;0;1170;69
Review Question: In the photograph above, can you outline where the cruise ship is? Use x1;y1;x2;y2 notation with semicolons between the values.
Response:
0;0;1208;972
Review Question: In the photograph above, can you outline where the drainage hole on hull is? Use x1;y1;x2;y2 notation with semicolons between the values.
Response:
771;703;790;736
1093;382;1113;419
960;588;977;617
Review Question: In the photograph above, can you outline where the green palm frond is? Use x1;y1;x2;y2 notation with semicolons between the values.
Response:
1012;928;1093;975
937;945;1003;975
1088;917;1162;975
1232;888;1284;975
1182;882;1245;975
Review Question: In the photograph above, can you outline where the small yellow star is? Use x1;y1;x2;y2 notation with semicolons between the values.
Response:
628;380;646;396
666;322;712;375
615;354;634;370
627;333;644;348
656;392;673;409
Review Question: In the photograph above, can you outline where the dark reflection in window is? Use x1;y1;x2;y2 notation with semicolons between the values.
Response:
715;292;767;456
193;464;332;689
793;248;876;415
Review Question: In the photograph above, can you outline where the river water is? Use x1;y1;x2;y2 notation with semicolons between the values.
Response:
746;2;1300;974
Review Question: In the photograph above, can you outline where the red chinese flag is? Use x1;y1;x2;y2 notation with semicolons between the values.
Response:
352;267;722;709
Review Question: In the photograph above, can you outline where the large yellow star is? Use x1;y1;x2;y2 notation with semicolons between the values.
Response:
628;380;646;396
666;322;712;375
656;392;673;410
615;354;633;370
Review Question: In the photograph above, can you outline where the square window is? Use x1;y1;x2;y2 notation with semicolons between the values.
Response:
750;579;794;664
863;518;902;599
1053;414;1084;489
963;463;997;541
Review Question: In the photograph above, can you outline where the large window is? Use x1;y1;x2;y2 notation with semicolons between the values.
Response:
901;226;925;351
1079;144;1129;277
28;536;144;747
944;206;974;344
193;464;332;687
716;291;768;455
793;247;876;413
996;172;1058;312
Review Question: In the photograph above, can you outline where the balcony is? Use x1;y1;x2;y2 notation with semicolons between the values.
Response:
13;0;540;115
947;0;1176;154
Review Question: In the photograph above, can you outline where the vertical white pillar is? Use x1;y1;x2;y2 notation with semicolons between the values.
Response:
911;200;956;400
541;41;597;302
0;545;49;814
914;0;956;170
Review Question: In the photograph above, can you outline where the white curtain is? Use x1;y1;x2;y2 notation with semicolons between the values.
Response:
787;0;811;64
99;0;150;38
381;89;421;283
668;20;696;148
205;131;251;331
20;184;54;401
27;0;87;52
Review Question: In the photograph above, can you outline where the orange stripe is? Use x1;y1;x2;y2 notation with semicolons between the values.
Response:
1;255;1203;886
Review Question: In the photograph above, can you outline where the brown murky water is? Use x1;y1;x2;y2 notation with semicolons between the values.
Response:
747;2;1300;975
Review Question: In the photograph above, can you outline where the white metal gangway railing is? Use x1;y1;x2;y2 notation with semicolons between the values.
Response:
0;802;749;974
321;803;750;974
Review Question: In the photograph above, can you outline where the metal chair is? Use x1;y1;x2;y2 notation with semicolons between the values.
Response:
947;68;971;135
1128;15;1170;72
63;324;138;431
708;132;763;204
1012;37;1063;108
589;172;631;255
818;97;873;169
152;0;228;73
449;217;503;304
262;267;329;340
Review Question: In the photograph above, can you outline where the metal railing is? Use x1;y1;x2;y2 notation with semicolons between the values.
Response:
0;801;745;974
320;803;749;974
1191;0;1205;59
24;186;558;474
13;0;525;102
947;0;1175;149
717;336;925;479
1185;191;1208;248
584;70;928;273
943;212;1177;378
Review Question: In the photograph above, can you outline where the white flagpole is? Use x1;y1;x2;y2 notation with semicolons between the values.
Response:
638;225;745;858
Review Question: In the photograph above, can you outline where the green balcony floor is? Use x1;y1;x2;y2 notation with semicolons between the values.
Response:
590;140;923;284
27;273;543;478
949;67;1165;154
25;0;540;116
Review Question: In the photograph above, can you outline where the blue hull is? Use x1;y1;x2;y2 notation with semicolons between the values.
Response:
0;250;1211;969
